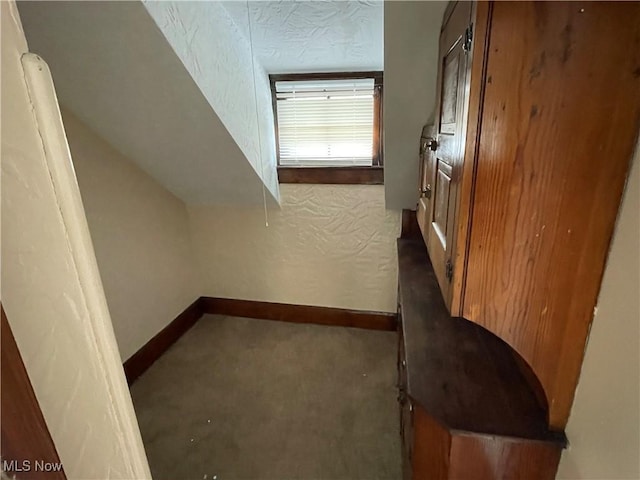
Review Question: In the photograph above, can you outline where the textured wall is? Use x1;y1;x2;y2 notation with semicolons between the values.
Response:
189;185;401;313
62;109;202;362
17;1;277;206
557;147;640;479
1;2;150;477
384;1;447;210
222;1;383;73
143;0;279;200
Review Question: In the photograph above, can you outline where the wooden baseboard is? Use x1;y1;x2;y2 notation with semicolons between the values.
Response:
123;298;203;385
200;297;397;331
123;297;397;385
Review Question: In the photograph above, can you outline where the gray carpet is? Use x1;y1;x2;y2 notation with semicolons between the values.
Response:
130;315;401;480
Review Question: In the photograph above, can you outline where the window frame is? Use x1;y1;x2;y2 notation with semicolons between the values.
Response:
269;71;384;185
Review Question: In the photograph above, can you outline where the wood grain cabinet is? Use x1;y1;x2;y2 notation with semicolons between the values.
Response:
397;238;565;479
418;0;640;433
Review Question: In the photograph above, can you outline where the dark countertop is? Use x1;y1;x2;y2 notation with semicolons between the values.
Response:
397;238;565;444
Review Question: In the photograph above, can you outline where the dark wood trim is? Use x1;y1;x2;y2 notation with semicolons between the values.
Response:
277;166;384;185
1;306;67;479
396;239;566;444
379;83;384;165
269;78;281;163
123;298;204;385
201;297;397;331
401;209;421;239
270;71;384;168
124;296;396;384
270;71;383;84
450;1;493;317
372;84;383;166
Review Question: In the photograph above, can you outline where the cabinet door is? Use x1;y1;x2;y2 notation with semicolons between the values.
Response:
461;1;640;429
426;1;473;307
417;125;437;245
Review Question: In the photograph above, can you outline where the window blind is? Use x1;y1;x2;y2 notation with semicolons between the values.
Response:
275;78;375;167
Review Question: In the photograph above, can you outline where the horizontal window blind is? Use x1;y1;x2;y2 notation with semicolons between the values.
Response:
275;78;375;167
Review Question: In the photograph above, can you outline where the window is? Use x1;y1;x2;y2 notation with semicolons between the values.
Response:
270;72;383;184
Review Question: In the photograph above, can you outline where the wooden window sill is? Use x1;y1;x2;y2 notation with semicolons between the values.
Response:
277;166;384;185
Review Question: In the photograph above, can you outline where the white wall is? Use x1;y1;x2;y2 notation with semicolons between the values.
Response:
1;1;150;477
143;0;279;201
62;109;202;361
557;146;640;479
384;1;447;210
17;1;276;207
189;185;401;313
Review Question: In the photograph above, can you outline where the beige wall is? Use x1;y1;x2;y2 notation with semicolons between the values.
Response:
62;110;201;361
557;146;640;479
1;1;150;477
384;0;447;210
189;185;401;313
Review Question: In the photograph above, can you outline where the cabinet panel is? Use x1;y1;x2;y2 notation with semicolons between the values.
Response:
397;323;411;480
426;0;473;308
417;125;437;246
397;238;564;479
449;1;491;316
411;405;451;480
440;52;460;134
462;1;640;429
432;161;452;247
416;199;429;240
449;434;561;480
401;398;413;480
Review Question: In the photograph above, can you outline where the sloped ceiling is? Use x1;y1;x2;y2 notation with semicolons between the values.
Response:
17;1;279;206
143;0;280;202
18;0;388;206
222;0;383;73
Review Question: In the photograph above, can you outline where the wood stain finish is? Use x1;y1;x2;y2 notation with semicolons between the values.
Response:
396;239;564;478
461;1;640;429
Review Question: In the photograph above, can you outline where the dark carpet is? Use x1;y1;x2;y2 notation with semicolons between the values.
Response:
130;314;401;480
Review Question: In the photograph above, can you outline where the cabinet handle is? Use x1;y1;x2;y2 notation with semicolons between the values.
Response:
421;137;438;154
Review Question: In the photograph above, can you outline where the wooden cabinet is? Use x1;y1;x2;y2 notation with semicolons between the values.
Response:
396;238;564;479
417;0;640;431
416;124;435;242
419;1;474;306
397;316;416;480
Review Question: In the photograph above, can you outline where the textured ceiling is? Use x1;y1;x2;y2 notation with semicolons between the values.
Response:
222;0;383;73
17;0;384;206
18;1;279;206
